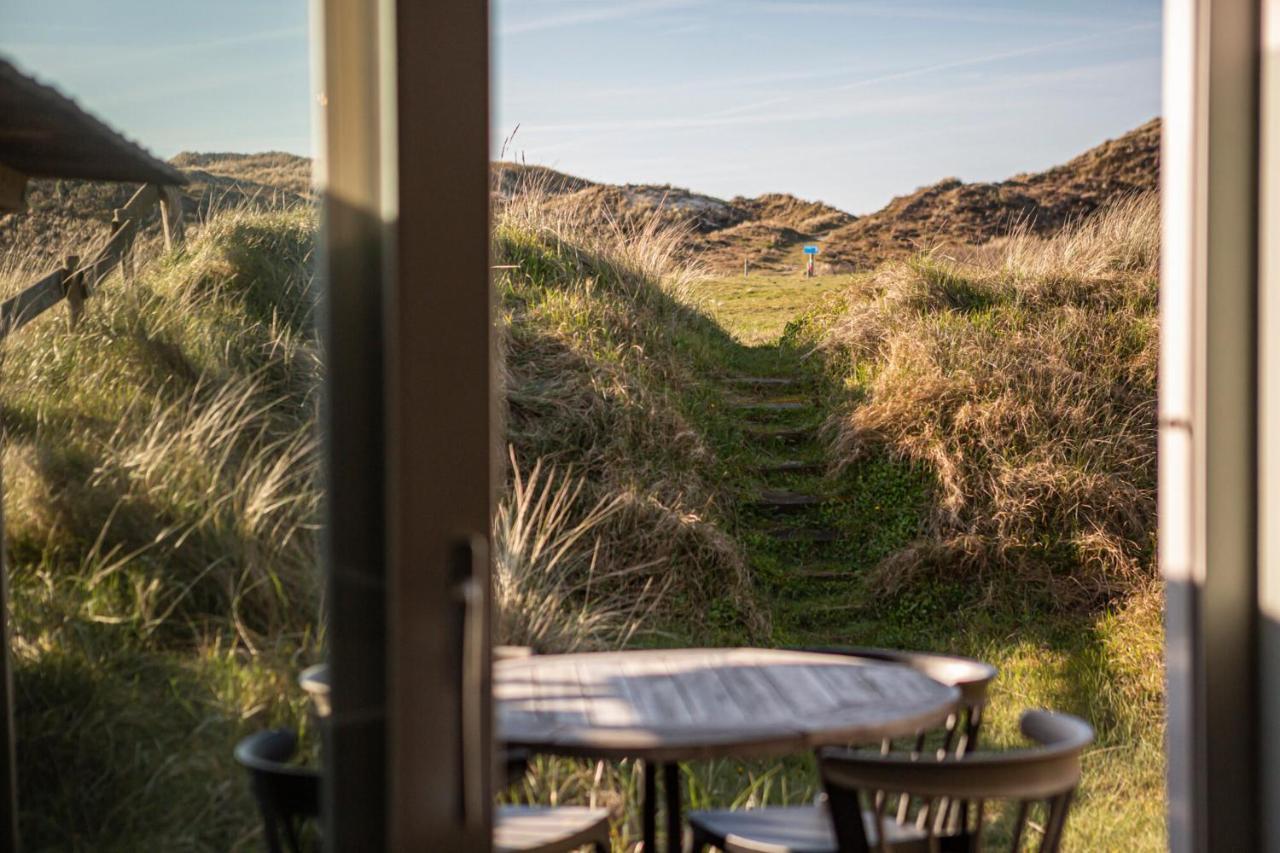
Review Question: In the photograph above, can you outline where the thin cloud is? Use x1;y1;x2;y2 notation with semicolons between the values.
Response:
712;21;1158;118
516;57;1157;136
500;0;704;36
746;1;1145;31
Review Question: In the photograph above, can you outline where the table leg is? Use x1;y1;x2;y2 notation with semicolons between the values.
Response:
664;762;681;853
642;760;657;852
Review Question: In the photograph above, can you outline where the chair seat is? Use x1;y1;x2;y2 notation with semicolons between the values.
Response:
495;805;611;853
688;805;930;853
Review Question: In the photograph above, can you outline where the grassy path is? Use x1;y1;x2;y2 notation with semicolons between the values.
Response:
686;274;1166;851
699;273;927;649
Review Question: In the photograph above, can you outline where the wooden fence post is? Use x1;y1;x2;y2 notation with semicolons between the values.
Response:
63;255;84;329
111;209;134;283
157;185;185;251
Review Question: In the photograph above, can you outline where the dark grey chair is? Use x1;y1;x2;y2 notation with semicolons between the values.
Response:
235;729;611;853
686;710;1094;853
235;729;320;853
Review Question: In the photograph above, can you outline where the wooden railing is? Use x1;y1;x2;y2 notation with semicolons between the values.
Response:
0;183;185;340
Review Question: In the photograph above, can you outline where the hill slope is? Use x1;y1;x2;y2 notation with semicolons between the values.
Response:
819;118;1160;270
494;119;1158;273
3;121;1158;278
6;175;764;847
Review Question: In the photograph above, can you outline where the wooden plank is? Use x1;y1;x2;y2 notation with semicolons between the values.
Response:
118;183;159;220
760;659;844;716
158;185;184;250
619;656;695;728
713;659;793;723
667;659;750;727
82;220;135;290
0;269;64;339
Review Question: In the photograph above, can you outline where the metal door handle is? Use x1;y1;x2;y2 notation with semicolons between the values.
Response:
451;534;487;827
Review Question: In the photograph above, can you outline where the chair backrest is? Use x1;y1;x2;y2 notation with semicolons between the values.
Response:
819;710;1095;853
234;729;321;853
797;646;998;755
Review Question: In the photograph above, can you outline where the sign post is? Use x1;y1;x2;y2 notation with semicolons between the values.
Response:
803;244;819;277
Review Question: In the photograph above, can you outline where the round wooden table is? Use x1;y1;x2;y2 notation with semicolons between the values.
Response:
496;647;959;852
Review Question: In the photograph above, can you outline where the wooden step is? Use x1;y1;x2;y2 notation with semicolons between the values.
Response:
722;376;804;389
733;400;810;415
744;426;814;445
756;459;826;477
769;527;841;543
795;566;858;581
753;489;823;511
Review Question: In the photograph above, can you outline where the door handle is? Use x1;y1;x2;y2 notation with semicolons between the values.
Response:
450;534;487;828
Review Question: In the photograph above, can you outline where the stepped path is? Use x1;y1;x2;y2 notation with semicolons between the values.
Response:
687;275;1160;853
698;273;882;644
714;355;869;645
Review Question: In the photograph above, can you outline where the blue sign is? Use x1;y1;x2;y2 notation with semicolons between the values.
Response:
803;245;820;255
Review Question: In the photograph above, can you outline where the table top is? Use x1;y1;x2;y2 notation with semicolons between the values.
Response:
495;647;960;762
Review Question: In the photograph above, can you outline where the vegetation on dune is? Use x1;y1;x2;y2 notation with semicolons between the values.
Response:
1;149;1166;850
4;179;763;846
2;204;321;850
787;193;1159;607
493;185;764;649
744;194;1165;850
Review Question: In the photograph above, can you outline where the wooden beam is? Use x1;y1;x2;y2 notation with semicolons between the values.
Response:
0;456;16;851
157;185;184;250
315;0;392;847
82;218;136;291
63;255;84;329
117;183;159;220
0;163;26;213
0;270;65;340
1161;0;1262;848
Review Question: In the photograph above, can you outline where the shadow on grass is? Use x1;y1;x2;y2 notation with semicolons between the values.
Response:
14;641;313;851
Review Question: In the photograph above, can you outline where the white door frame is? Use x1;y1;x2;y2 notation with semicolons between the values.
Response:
1161;0;1264;848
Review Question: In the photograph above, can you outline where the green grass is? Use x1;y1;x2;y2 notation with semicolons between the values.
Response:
695;273;853;344
7;188;1163;850
686;200;1165;850
3;205;322;850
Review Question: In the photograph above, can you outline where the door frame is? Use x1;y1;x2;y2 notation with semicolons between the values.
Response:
314;0;495;848
1160;0;1275;849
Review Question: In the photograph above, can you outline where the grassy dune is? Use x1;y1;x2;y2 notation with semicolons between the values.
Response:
492;191;764;650
2;187;1164;849
788;194;1158;606
3;188;766;847
2;206;321;849
772;194;1164;849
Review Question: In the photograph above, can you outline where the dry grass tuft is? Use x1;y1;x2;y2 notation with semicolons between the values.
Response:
494;173;763;643
4;172;757;845
493;451;665;652
798;194;1159;606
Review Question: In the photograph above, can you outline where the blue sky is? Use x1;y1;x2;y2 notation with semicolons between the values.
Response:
2;1;1160;214
0;1;311;157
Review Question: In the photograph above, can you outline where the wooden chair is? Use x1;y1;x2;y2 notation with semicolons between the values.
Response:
794;648;998;758
687;648;995;853
235;729;611;853
686;710;1094;853
800;647;998;839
